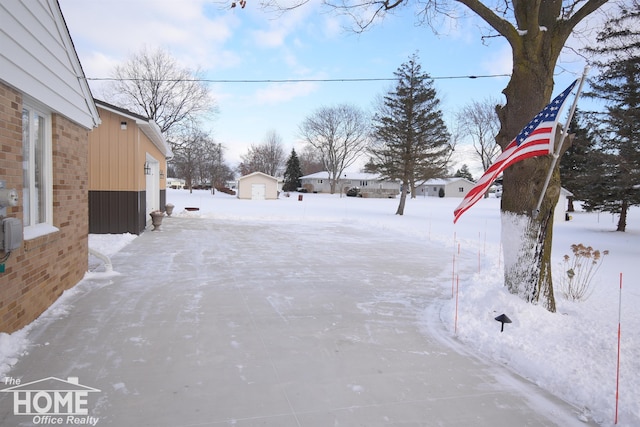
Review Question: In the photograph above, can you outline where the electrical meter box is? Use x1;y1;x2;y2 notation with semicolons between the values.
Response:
0;217;23;251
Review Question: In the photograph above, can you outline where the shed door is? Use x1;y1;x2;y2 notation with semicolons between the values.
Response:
251;184;266;200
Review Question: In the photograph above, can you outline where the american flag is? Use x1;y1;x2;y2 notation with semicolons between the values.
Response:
453;79;578;224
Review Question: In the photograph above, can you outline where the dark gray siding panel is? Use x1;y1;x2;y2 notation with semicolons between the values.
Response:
89;191;147;234
138;191;147;232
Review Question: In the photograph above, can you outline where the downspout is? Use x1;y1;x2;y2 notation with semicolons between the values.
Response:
89;247;113;273
137;125;141;216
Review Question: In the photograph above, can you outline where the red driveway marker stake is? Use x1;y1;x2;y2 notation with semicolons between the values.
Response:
615;272;623;424
451;253;455;298
454;275;459;335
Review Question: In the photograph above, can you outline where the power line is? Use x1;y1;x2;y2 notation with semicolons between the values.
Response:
84;73;511;83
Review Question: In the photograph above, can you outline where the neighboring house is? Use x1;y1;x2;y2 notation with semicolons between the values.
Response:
237;172;279;200
300;171;400;195
167;178;185;189
88;100;172;234
0;0;100;332
418;178;476;198
555;187;574;224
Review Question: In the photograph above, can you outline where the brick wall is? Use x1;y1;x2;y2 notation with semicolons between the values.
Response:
0;81;89;333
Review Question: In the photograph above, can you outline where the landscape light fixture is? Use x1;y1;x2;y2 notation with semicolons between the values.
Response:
144;162;151;175
495;313;512;332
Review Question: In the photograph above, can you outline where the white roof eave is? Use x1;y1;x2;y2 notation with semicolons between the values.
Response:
136;119;173;159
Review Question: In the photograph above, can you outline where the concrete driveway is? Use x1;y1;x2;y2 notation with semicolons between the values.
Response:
0;216;592;426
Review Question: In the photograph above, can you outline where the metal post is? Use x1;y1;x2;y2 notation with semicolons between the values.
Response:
534;67;590;217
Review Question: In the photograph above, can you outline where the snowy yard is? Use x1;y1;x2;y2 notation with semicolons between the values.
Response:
1;189;638;426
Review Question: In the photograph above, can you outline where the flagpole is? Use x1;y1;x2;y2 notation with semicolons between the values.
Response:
534;66;589;217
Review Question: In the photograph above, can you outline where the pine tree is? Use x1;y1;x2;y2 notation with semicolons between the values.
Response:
454;164;474;182
559;110;600;212
582;1;640;231
283;148;303;192
369;53;451;215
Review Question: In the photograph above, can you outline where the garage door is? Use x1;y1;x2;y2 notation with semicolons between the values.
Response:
251;184;266;200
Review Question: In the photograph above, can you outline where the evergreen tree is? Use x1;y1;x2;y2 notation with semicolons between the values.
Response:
283;148;303;192
559;110;600;212
454;164;474;182
582;1;640;231
369;53;451;215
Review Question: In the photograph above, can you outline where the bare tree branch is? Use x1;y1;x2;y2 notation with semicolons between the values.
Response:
239;130;287;176
299;104;370;193
106;46;217;138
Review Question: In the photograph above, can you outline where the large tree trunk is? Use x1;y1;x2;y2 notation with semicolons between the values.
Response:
617;200;628;232
328;170;338;194
493;14;564;313
458;0;607;314
501;158;561;312
498;72;561;312
396;179;409;215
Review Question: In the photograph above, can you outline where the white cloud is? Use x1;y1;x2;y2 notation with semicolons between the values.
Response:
280;49;313;75
60;0;240;75
251;27;288;48
321;16;342;39
248;0;321;48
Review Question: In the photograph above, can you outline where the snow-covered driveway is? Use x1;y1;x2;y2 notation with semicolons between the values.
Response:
0;216;593;426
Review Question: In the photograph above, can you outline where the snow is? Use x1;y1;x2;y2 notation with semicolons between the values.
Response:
89;233;137;258
22;223;59;241
1;189;638;426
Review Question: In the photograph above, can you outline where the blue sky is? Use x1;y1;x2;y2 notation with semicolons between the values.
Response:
58;0;596;176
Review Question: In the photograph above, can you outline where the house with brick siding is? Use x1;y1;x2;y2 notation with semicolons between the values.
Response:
0;0;100;333
89;100;172;234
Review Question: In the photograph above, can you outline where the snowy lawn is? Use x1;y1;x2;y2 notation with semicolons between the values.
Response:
2;188;638;426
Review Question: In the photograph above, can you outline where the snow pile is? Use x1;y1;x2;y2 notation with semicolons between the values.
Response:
89;232;137;257
0;329;29;376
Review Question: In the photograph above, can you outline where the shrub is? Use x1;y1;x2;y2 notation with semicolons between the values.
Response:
558;243;609;301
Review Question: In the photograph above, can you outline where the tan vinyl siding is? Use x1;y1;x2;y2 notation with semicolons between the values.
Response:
89;109;137;191
89;108;168;192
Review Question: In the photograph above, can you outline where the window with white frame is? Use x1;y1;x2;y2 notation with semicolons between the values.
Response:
22;104;53;229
